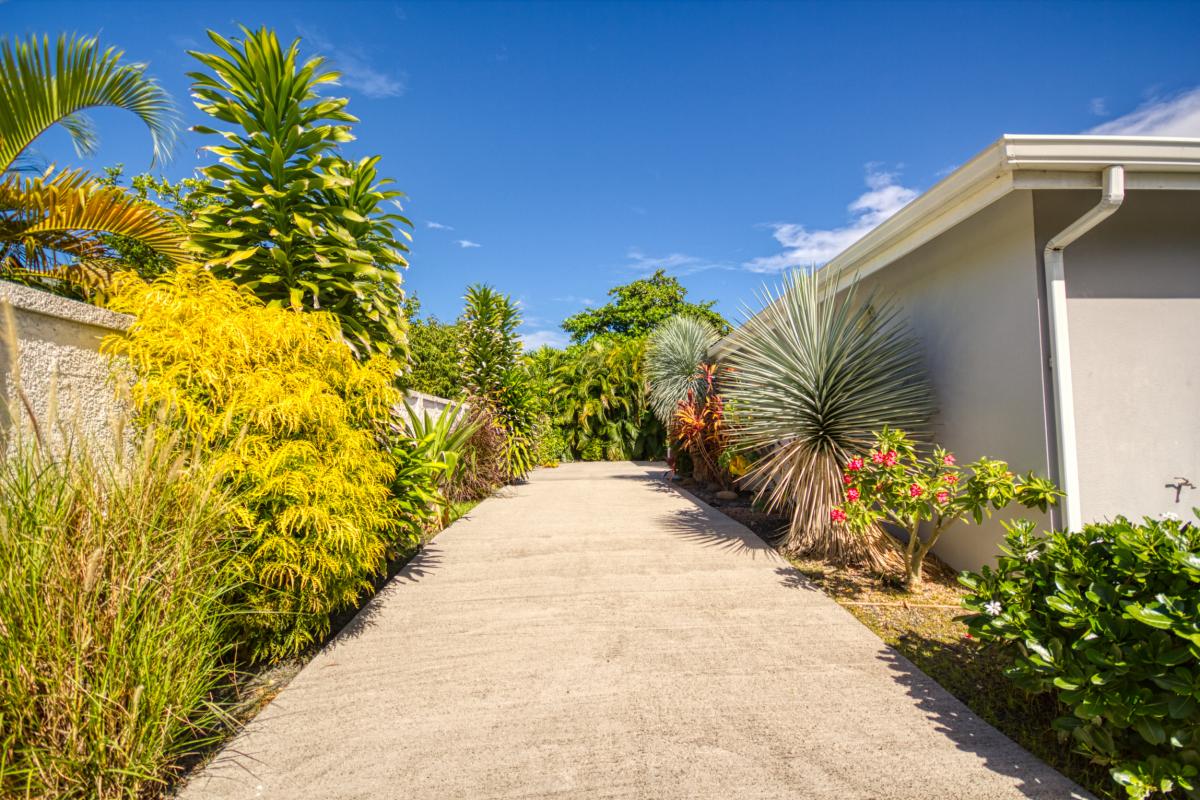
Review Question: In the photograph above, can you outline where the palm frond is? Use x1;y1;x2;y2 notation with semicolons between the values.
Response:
0;33;178;172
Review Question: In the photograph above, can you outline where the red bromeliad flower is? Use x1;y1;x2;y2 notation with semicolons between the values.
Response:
847;456;864;471
908;483;924;498
882;450;898;467
945;474;958;484
846;487;860;502
842;473;854;485
943;454;956;466
936;491;950;504
829;507;848;523
871;451;885;465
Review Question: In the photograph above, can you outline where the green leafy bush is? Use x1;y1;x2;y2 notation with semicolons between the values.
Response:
836;427;1059;587
961;515;1200;799
0;432;236;799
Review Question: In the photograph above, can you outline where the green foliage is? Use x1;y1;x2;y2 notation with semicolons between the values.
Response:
961;515;1200;799
95;166;210;281
550;336;665;461
0;34;186;294
399;295;464;399
106;266;404;663
187;27;411;360
561;269;729;344
0;431;236;799
645;314;722;425
399;401;479;525
836;428;1060;587
723;269;934;566
458;284;536;479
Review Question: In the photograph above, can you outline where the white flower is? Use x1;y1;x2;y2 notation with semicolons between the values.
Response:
1023;549;1038;562
1160;511;1181;521
984;600;1003;616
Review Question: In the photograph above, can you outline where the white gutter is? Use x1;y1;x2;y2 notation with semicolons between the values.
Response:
1043;164;1125;531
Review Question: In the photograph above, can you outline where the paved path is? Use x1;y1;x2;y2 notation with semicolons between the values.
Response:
182;461;1090;800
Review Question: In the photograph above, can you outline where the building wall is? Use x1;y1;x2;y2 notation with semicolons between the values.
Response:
1033;189;1200;525
849;190;1053;570
0;281;131;455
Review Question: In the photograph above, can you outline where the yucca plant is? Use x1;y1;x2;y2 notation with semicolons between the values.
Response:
0;34;187;295
645;314;721;425
724;269;934;566
187;27;411;360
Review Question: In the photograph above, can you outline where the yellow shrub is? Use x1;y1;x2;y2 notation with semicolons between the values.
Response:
105;266;404;662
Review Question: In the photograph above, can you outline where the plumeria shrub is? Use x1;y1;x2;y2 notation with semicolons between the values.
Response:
960;515;1200;800
835;428;1059;587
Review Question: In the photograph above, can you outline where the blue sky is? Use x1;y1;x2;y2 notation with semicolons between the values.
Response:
8;0;1200;348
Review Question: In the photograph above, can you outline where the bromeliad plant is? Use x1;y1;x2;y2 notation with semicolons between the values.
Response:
834;428;1060;587
961;515;1200;800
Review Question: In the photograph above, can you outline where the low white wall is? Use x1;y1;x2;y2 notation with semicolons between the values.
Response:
0;281;131;453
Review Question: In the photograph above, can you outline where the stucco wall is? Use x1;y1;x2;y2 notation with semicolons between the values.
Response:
0;281;132;454
849;190;1053;570
1033;189;1200;524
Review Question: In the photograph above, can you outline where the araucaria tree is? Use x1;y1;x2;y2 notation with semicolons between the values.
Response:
188;27;411;360
724;269;935;567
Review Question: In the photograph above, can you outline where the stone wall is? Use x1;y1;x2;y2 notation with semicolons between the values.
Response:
0;281;132;453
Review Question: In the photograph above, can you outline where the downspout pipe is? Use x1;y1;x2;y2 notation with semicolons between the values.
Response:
1044;164;1125;531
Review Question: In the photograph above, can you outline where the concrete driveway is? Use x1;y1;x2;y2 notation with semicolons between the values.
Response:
181;461;1091;800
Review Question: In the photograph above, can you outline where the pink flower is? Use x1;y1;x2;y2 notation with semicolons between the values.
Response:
842;473;854;485
883;450;899;467
908;484;924;498
945;474;958;484
943;454;956;466
829;507;848;523
936;491;950;504
871;451;885;465
847;456;864;472
846;487;860;502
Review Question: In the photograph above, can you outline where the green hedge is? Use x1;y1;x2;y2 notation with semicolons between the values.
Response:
961;515;1200;799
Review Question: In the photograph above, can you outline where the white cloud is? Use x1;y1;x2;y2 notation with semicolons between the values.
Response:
425;221;454;230
743;167;917;273
298;26;406;99
1088;87;1200;137
455;239;482;248
553;295;595;306
521;329;569;350
1089;97;1108;116
625;248;729;276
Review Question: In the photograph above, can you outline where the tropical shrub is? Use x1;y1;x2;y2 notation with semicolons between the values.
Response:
562;269;729;344
188;27;411;360
458;284;536;479
399;401;479;526
672;363;731;486
551;336;664;461
961;515;1200;799
723;269;934;566
448;405;509;501
0;431;236;799
106;266;403;662
96;167;210;281
0;33;187;296
399;295;464;399
836;428;1060;587
645;314;721;425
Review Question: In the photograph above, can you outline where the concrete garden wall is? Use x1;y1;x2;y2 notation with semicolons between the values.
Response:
0;280;132;453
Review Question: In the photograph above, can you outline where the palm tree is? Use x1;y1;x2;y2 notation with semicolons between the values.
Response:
0;34;187;293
